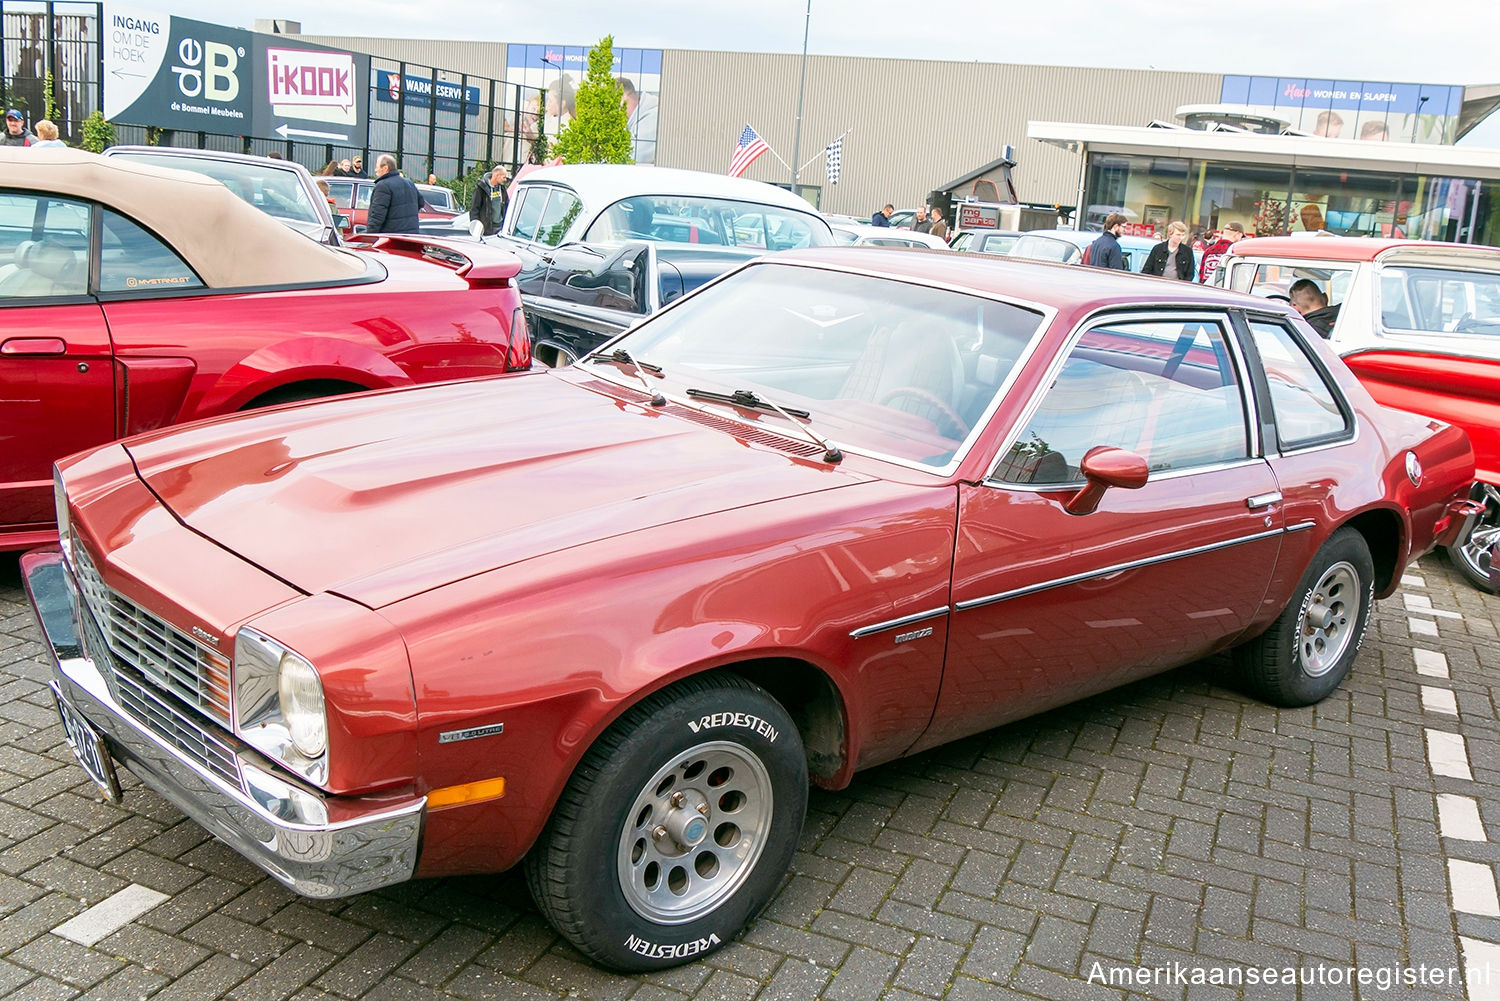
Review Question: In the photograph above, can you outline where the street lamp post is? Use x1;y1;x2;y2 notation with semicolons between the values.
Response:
1411;94;1431;142
789;0;811;195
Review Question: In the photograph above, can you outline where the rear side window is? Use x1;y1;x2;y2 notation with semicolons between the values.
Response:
99;211;204;293
1379;266;1500;335
997;318;1250;483
0;192;89;299
1248;320;1349;447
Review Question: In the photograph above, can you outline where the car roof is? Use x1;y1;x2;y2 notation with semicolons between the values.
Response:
2;148;365;288
105;145;312;174
769;247;1274;312
515;163;826;219
1230;235;1500;264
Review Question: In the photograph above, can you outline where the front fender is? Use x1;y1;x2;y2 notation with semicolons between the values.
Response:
206;337;411;413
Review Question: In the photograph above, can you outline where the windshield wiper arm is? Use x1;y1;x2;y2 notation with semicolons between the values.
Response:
588;348;666;406
685;388;843;463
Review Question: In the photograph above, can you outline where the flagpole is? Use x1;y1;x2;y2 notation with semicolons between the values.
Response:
800;125;851;173
789;0;811;194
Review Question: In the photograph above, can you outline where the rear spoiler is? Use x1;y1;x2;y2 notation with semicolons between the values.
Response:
347;233;522;286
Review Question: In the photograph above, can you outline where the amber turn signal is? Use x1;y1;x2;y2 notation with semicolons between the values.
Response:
427;776;507;812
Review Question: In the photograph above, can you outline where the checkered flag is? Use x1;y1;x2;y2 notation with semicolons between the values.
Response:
824;137;843;185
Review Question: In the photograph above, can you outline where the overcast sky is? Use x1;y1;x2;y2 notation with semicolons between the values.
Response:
166;0;1500;144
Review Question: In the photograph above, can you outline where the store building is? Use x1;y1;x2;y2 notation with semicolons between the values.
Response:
1029;118;1500;245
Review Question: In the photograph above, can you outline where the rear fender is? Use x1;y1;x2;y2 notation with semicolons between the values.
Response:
210;337;407;413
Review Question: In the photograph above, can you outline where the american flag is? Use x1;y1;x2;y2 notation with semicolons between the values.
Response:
728;124;769;178
825;137;843;185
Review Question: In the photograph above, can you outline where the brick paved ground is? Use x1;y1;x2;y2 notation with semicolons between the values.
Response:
3;549;1498;1000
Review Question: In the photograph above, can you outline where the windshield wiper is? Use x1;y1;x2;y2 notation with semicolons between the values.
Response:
685;388;843;463
588;348;666;406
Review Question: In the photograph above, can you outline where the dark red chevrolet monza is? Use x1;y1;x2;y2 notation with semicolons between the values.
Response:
24;251;1476;969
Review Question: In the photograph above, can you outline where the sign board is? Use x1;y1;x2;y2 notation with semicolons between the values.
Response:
957;203;1000;230
1220;75;1464;144
103;5;368;144
372;69;483;117
1121;222;1158;239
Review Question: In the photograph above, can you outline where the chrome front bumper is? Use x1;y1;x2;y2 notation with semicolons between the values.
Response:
21;548;425;899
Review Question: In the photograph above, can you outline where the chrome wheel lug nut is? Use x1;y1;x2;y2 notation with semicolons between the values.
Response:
652;825;668;841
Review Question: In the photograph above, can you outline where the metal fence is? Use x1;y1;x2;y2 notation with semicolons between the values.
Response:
0;1;541;179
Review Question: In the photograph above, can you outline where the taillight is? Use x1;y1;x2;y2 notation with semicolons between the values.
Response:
508;307;532;371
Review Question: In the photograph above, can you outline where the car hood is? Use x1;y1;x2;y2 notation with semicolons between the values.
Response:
122;373;872;608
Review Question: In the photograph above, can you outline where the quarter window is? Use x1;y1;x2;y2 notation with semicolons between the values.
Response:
535;189;583;246
509;185;549;241
99;211;203;293
0;193;89;299
1247;320;1349;447
997;319;1250;484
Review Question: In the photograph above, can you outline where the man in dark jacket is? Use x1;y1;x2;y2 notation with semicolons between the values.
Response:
468;165;508;236
870;204;893;227
2;109;34;146
1087;213;1127;270
1289;278;1341;338
366;154;423;234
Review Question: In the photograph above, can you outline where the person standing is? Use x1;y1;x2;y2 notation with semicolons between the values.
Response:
1087;213;1127;270
2;109;33;146
1142;220;1194;280
30;120;65;148
469;165;508;236
908;206;930;232
350;155;367;178
1197;221;1244;283
870;204;893;227
928;205;948;241
366;154;423;234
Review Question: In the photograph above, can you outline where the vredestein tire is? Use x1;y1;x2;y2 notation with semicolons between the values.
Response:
524;674;808;971
1235;527;1374;708
1444;482;1500;595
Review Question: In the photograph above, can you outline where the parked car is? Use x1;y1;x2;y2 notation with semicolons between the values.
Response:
1218;236;1500;591
0;148;530;551
1010;229;1158;272
829;221;950;250
497;163;835;250
416;183;459;214
25;250;1476;972
515;240;759;367
102;146;341;245
322;176;457;236
950;229;1024;255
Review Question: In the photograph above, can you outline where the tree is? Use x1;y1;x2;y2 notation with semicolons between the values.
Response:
80;111;116;153
552;36;632;165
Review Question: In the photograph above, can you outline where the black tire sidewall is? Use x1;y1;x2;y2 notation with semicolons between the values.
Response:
1274;530;1375;704
544;680;807;970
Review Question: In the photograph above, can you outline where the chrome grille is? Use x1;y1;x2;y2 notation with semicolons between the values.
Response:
71;543;233;728
77;603;240;788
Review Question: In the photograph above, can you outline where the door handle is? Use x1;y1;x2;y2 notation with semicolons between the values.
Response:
1246;491;1283;510
0;337;67;355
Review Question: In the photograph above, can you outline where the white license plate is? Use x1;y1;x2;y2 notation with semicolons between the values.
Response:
51;683;122;804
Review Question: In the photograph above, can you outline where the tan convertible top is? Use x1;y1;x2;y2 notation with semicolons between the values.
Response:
0;147;366;288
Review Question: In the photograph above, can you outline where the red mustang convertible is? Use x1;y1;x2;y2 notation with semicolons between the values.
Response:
0;148;529;551
23;252;1475;969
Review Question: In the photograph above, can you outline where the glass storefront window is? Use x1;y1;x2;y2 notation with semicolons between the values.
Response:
1289;168;1401;238
1195;161;1293;237
1085;154;1190;236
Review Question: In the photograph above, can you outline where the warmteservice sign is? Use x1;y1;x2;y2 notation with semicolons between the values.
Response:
103;5;369;145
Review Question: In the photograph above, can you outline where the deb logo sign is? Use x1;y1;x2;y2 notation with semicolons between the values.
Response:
172;36;241;101
267;48;355;111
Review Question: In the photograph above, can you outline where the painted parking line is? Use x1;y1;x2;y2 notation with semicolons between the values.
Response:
1410;617;1441;637
1423;686;1460;716
1401;573;1426;588
1439;795;1488;842
1451;860;1500;917
1415;648;1451;679
1427;729;1474;780
51;884;169;946
1461;937;1500;1001
1405;593;1465;619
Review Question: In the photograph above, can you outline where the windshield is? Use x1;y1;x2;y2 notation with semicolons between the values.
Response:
615;263;1044;469
1234;261;1355;305
111;152;323;226
417;185;454;210
1379;266;1500;336
585;195;833;250
1010;235;1082;264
